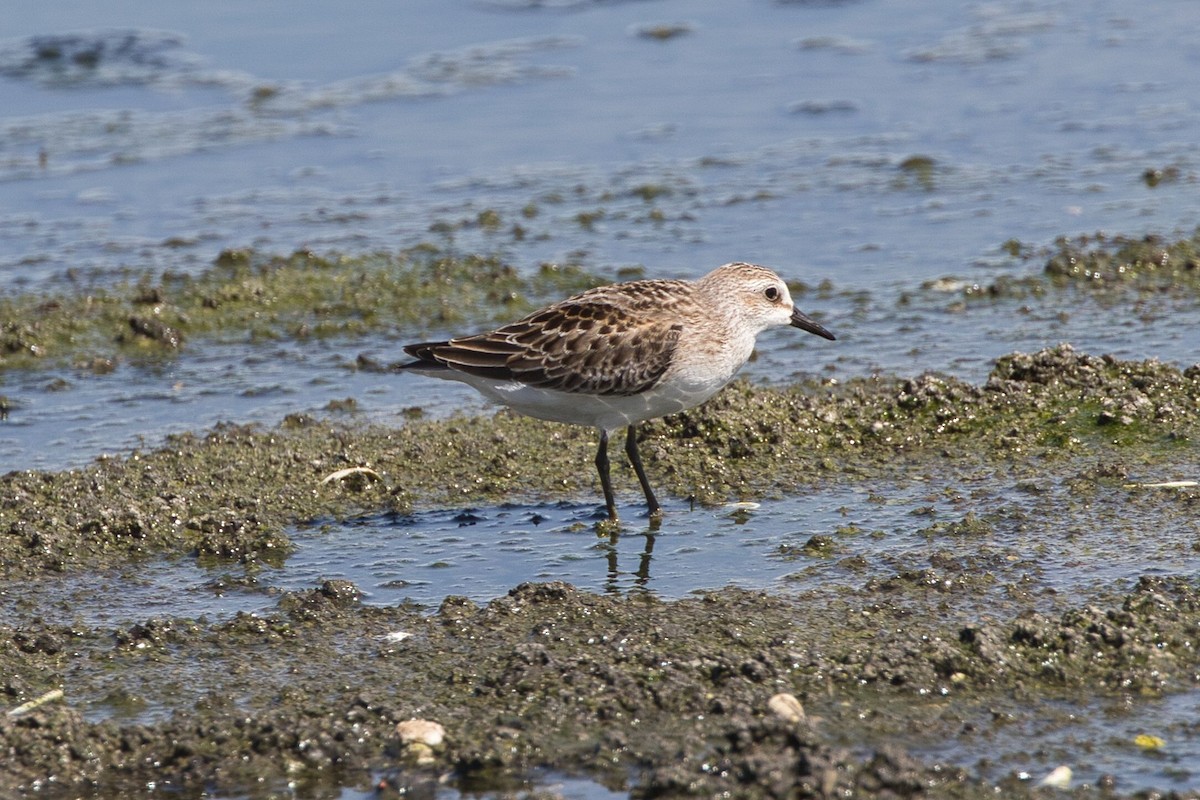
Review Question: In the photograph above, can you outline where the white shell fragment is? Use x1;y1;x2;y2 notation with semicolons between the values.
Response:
767;692;806;724
6;688;64;718
319;466;381;485
396;719;446;747
396;719;446;767
1036;765;1072;789
1124;480;1198;489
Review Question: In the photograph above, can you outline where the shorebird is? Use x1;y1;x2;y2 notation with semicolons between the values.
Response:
398;262;835;521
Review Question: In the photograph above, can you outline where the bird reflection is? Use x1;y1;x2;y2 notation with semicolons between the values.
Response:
599;519;658;594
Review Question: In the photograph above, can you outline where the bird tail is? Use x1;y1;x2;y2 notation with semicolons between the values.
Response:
393;341;451;371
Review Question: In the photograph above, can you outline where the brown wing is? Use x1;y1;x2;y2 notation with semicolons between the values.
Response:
401;298;682;396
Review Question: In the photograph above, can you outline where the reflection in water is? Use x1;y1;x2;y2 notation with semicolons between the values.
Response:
8;476;1199;629
601;527;656;594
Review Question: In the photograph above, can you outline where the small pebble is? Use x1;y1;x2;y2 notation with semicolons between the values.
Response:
396;719;445;747
767;692;806;724
1036;765;1072;789
396;719;446;767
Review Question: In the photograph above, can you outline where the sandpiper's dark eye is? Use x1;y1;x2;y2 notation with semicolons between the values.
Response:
764;286;780;301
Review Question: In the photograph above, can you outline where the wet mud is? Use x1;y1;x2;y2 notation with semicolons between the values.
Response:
4;234;1200;797
2;337;1199;797
11;575;1200;799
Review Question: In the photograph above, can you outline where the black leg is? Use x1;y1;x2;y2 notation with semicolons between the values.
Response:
595;429;619;520
625;425;662;517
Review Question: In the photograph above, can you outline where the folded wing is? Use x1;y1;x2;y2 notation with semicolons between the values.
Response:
401;299;681;396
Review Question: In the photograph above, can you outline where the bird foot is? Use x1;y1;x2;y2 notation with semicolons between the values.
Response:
594;516;623;536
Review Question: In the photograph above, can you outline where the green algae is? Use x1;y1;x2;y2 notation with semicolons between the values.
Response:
1142;165;1183;188
0;246;602;373
634;23;693;41
1043;230;1200;288
895;154;938;191
944;228;1200;303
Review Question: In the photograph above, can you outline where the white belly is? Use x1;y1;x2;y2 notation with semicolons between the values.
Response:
421;369;728;432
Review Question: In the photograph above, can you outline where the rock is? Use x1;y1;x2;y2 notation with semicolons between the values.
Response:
767;692;806;724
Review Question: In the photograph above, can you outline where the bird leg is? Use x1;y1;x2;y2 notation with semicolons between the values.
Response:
595;429;619;520
625;424;662;517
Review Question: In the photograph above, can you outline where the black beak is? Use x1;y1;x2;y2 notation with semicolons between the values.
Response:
790;307;836;340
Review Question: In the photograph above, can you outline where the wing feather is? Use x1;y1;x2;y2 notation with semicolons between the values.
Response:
401;295;682;396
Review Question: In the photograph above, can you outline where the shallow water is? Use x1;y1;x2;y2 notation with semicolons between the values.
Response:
879;690;1200;794
4;1;1200;796
339;771;631;800
13;463;1200;622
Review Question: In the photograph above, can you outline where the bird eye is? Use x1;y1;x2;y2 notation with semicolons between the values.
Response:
764;286;780;301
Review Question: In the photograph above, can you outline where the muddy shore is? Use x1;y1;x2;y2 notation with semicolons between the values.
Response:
3;235;1200;798
1;342;1199;797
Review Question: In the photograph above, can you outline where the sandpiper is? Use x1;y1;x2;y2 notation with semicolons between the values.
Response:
398;262;835;521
